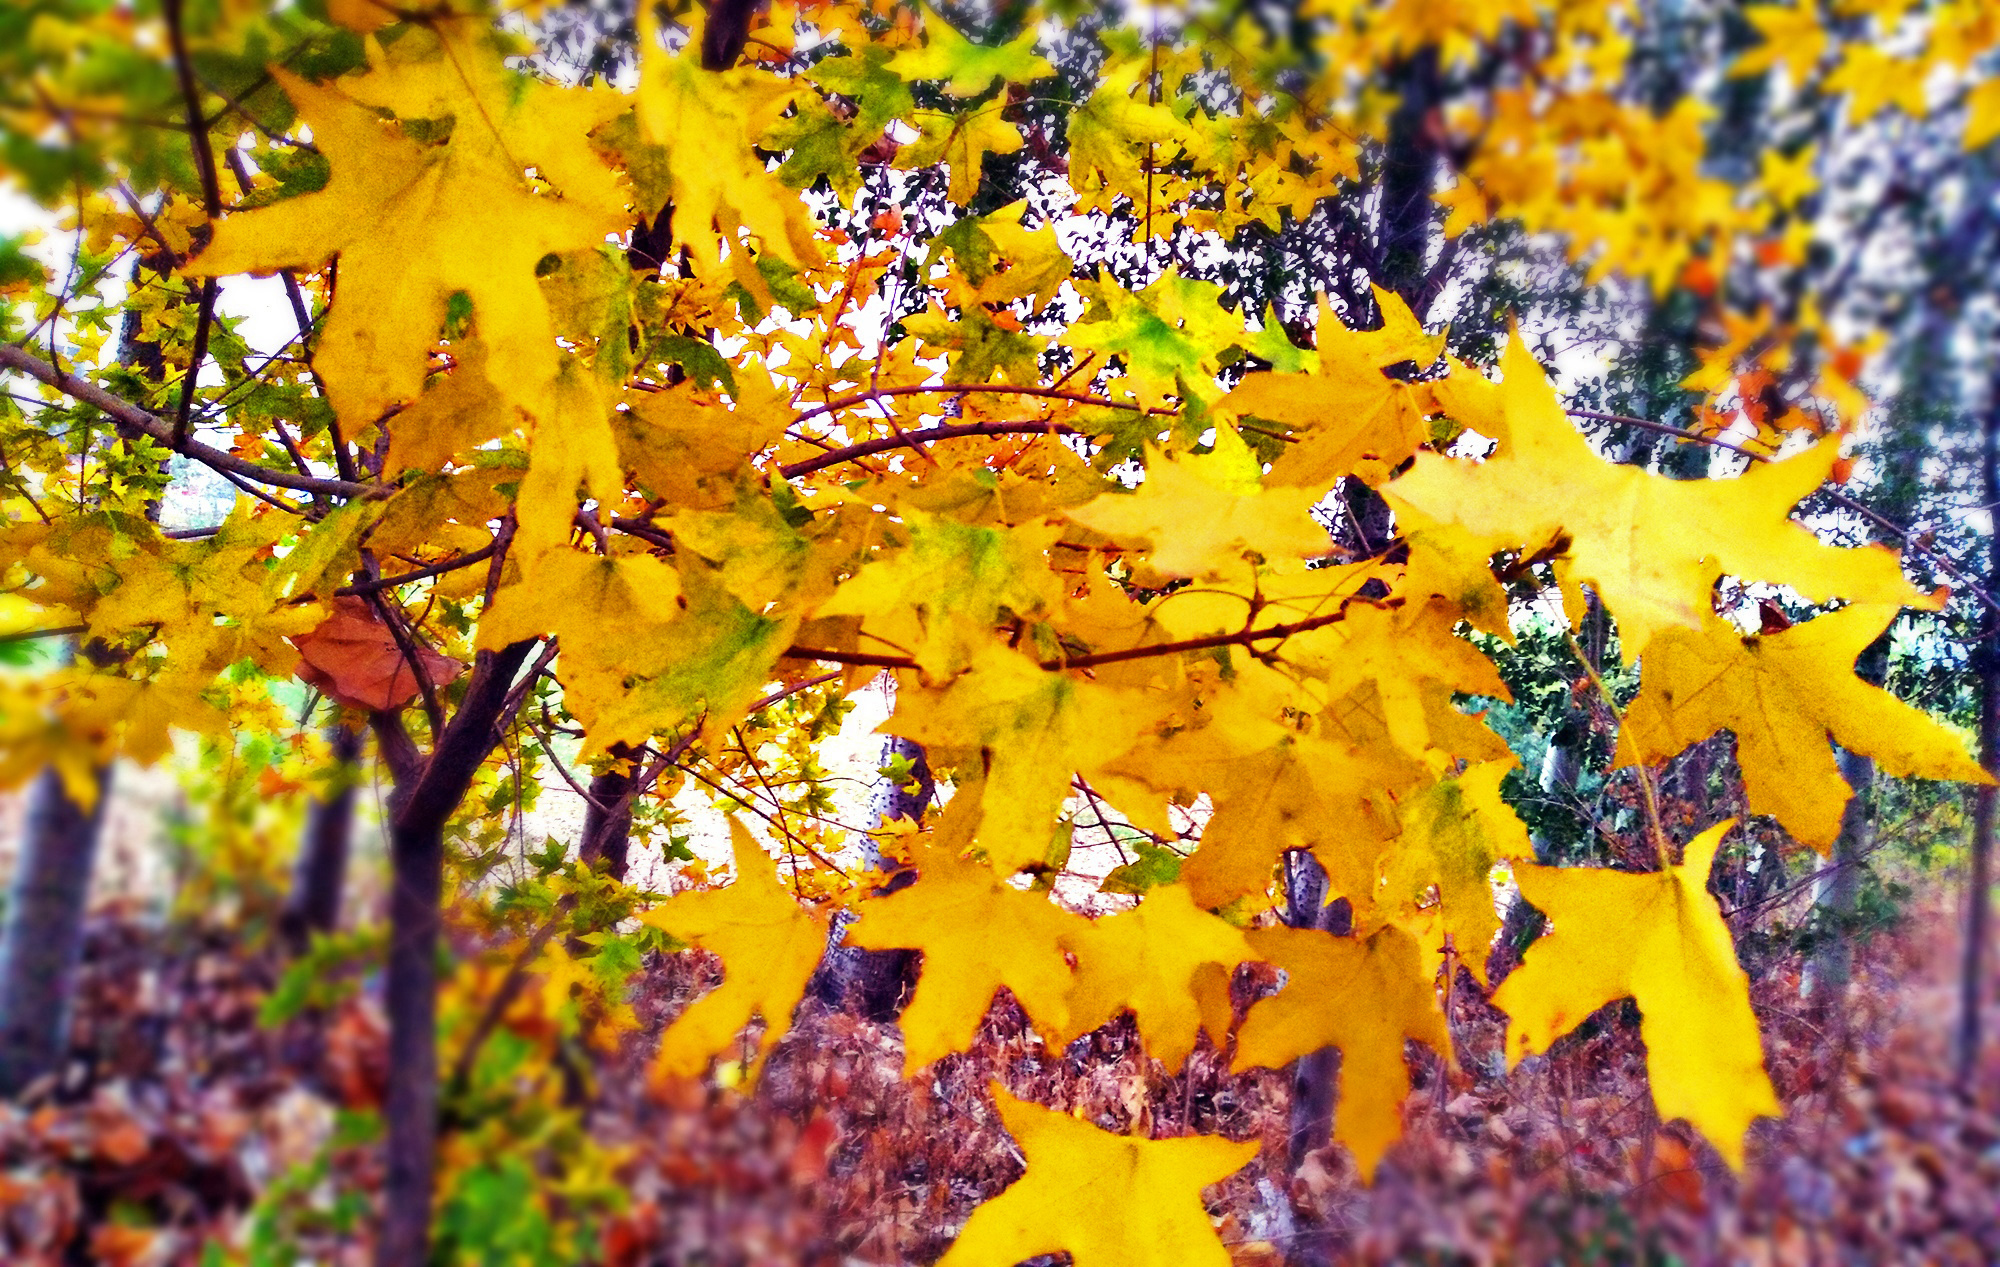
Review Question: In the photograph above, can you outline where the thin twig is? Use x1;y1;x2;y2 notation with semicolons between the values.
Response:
0;624;86;645
780;418;1086;478
791;382;1173;427
1566;408;2000;618
164;0;222;449
782;599;1377;674
337;542;500;596
1563;627;1670;868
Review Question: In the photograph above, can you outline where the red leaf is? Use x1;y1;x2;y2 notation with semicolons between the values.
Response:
290;596;464;712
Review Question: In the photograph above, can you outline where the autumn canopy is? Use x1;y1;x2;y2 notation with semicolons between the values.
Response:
0;0;1995;1262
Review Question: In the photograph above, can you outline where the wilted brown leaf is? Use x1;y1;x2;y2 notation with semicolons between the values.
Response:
289;596;465;712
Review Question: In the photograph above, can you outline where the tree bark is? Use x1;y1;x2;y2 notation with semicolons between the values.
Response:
1280;850;1350;1267
0;763;114;1096
700;0;761;71
375;640;535;1267
1958;383;1999;1091
579;741;639;883
280;720;365;951
812;736;930;1021
1374;47;1442;308
1808;747;1873;997
0;243;176;1097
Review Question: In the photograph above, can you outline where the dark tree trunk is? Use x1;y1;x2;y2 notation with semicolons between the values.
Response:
700;0;761;70
1280;850;1351;1267
1810;748;1873;997
0;763;113;1096
1277;54;1446;1244
813;736;930;1021
0;243;179;1097
280;720;364;951
1374;47;1442;307
379;807;444;1267
579;741;639;883
375;640;534;1267
1959;386;1999;1091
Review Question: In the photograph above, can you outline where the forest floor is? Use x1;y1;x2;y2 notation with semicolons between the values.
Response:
0;891;1995;1266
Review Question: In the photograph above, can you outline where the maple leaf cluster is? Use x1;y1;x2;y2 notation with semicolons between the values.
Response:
0;0;1994;1260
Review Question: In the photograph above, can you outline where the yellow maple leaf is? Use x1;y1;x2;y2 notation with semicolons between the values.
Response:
1966;77;2000;151
901;105;1029;206
1065;59;1195;201
1064;430;1331;580
614;374;790;510
1375;759;1533;985
185;60;626;428
477;547;682;667
382;341;518;477
565;558;802;756
637;10;820;274
844;794;1087;1072
1822;47;1928;124
935;1085;1259;1267
1491;821;1781;1168
513;365;626;561
1284;599;1510;760
883;645;1170;875
1433;175;1490;237
1232;924;1449;1180
640;820;830;1084
1758;144;1820;210
1118;679;1416;909
887;5;1053;96
1614;606;1993;849
1401;525;1512;638
1733;5;1830;84
1057;882;1263;1073
1225;288;1446;488
1387;335;1922;660
815;513;1061;682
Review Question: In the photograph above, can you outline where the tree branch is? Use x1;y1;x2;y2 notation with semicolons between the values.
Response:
337;543;500;596
790;382;1175;427
780;419;1085;479
782;604;1373;674
0;343;379;500
163;0;222;450
393;639;539;841
1568;408;2000;618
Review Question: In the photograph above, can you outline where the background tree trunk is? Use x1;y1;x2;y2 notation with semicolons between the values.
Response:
1280;850;1351;1267
0;242;181;1097
280;720;364;951
812;735;931;1021
0;763;113;1095
1809;748;1874;997
1958;381;1999;1091
579;740;639;882
1375;48;1442;307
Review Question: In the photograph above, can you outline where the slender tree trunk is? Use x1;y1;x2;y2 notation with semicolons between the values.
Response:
379;807;444;1266
1280;850;1350;1267
280;720;364;951
1375;47;1441;307
1809;748;1873;997
0;244;177;1097
579;740;639;882
1959;387;1999;1091
814;735;931;1020
0;763;114;1095
375;640;534;1267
